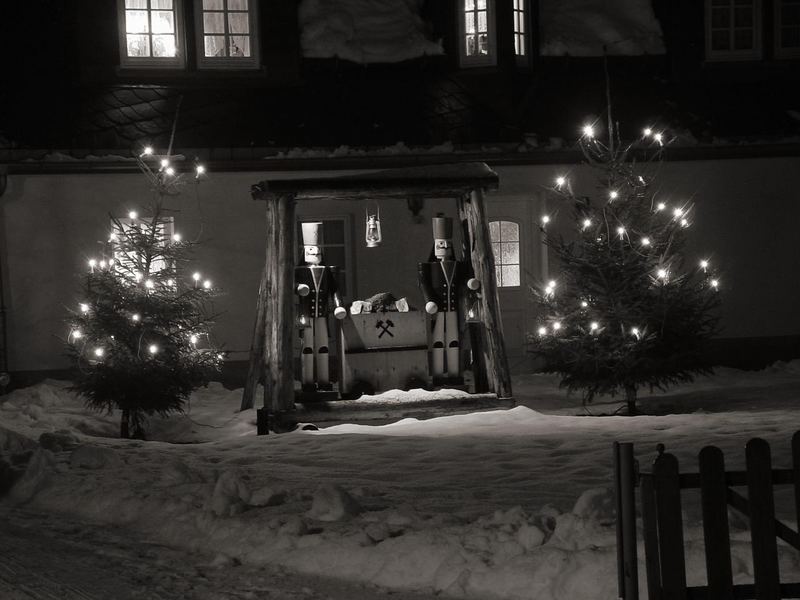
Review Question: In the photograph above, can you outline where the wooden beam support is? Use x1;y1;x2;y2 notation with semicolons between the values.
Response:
460;188;512;398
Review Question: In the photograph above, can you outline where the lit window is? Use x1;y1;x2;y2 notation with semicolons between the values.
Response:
118;0;184;67
705;0;762;61
489;220;520;287
460;0;496;66
297;218;353;298
513;0;527;58
196;0;259;68
776;0;800;56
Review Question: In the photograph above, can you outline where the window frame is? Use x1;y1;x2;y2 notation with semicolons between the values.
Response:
295;216;355;301
117;0;187;69
704;0;763;62
489;219;522;289
774;0;800;58
458;0;497;68
194;0;260;70
513;0;530;65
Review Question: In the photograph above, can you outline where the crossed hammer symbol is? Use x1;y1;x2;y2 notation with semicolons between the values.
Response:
376;319;395;338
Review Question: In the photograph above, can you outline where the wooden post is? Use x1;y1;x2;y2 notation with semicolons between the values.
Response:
459;188;512;398
746;437;780;600
652;452;688;600
698;445;734;600
640;475;663;600
614;442;640;600
261;190;296;416
457;206;488;393
241;265;268;411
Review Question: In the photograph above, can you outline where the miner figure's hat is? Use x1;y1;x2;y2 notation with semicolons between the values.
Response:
432;216;453;240
301;222;323;246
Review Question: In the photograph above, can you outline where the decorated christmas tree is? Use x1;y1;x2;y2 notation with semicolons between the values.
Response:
532;123;721;414
66;148;223;438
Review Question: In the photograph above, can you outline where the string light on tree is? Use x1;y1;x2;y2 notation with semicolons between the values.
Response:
80;303;90;313
555;176;566;188
94;347;104;358
641;237;651;246
609;190;619;200
656;202;666;212
582;124;595;138
582;218;592;230
700;259;709;272
541;215;551;226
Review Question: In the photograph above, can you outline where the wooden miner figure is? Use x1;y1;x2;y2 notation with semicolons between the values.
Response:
418;216;480;382
296;222;347;391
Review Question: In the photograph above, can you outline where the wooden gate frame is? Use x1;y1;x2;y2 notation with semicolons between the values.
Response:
615;433;800;600
240;163;513;431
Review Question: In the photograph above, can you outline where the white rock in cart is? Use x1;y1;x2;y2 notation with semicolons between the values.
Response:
395;297;409;312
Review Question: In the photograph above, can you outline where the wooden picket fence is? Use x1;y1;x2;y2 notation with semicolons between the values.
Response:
614;433;800;600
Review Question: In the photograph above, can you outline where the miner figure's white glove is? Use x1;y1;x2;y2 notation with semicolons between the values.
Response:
425;301;438;315
297;284;310;296
334;306;347;320
467;278;480;291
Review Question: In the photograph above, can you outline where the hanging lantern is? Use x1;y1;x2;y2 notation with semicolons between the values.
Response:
465;296;483;323
365;204;382;248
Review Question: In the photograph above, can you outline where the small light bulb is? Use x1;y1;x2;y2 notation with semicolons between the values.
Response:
109;232;117;242
657;268;668;279
94;347;104;357
580;300;588;308
131;313;140;322
582;124;595;138
190;334;198;344
555;176;566;187
656;202;666;211
631;327;640;337
617;226;626;237
590;322;599;331
710;279;720;289
172;233;181;242
217;353;225;360
609;190;619;200
552;322;562;331
547;280;556;290
88;259;97;268
643;128;652;137
582;218;592;229
196;164;206;175
203;280;212;289
143;146;153;156
653;132;663;143
108;258;115;267
80;303;89;313
680;218;689;228
641;237;651;246
700;260;709;270
193;272;201;281
129;211;138;220
72;330;82;339
165;166;175;176
99;260;107;269
145;279;154;289
541;215;551;225
160;159;169;168
538;326;547;336
149;344;158;355
673;207;683;218
166;278;174;286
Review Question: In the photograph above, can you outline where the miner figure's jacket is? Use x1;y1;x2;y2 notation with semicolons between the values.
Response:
295;265;344;318
418;260;472;312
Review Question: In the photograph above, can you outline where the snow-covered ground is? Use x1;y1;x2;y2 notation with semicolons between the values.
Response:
3;363;800;599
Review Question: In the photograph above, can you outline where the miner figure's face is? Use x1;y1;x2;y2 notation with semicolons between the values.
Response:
434;238;454;261
304;245;322;265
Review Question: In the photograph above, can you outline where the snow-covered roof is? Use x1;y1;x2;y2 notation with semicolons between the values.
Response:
298;0;444;64
539;0;665;56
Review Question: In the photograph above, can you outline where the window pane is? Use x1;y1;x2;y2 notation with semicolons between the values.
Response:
465;34;476;55
491;242;500;259
501;242;519;265
477;0;486;8
734;6;753;26
489;221;500;239
495;266;503;287
733;28;753;49
205;35;225;56
501;265;520;287
152;34;176;56
465;14;475;34
500;221;519;241
711;30;730;50
711;7;730;28
229;36;250;57
479;34;489;54
204;12;225;33
478;10;487;33
126;0;147;8
465;0;474;11
229;0;248;9
126;34;150;56
782;27;800;46
152;0;173;8
228;12;249;34
126;10;149;33
324;247;345;267
323;221;345;244
152;11;175;34
203;0;223;8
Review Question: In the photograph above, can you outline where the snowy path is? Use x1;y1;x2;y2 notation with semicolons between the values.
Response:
0;508;438;600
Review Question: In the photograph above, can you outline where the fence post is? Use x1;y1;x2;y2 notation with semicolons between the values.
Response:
653;452;687;600
614;442;639;600
640;474;662;600
746;437;781;600
698;445;734;600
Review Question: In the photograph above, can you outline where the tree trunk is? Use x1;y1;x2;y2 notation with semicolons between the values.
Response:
120;409;130;439
625;385;638;416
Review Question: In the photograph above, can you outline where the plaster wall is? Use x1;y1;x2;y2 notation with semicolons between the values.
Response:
1;156;798;373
